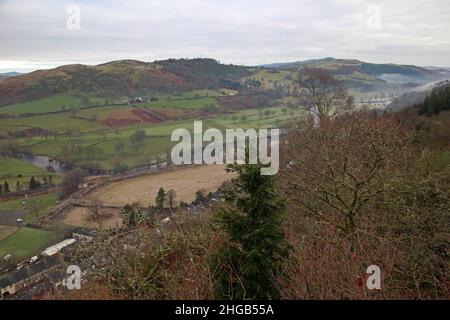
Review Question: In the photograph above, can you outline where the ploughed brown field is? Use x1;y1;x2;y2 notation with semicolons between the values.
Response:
100;108;163;127
90;164;231;207
62;207;121;230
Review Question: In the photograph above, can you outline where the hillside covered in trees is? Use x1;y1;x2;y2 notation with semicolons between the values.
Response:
415;81;450;115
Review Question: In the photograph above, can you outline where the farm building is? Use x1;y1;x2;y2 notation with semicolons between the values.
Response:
41;239;76;257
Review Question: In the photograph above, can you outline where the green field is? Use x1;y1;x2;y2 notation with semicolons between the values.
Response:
0;95;108;116
0;227;56;260
0;156;47;178
18;106;299;170
0;91;222;118
0;193;58;222
0;156;59;188
23;193;58;222
0;95;219;135
0;112;105;135
0;91;302;172
0;196;26;211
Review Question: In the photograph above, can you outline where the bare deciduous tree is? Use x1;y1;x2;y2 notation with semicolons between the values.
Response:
61;168;85;197
295;68;353;125
87;199;104;230
281;111;407;233
167;189;177;210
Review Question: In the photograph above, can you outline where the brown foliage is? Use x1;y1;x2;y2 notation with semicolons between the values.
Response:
61;168;85;198
51;211;223;300
281;111;410;233
45;111;448;300
278;111;449;299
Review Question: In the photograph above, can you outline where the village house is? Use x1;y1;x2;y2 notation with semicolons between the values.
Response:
72;227;95;242
0;256;58;299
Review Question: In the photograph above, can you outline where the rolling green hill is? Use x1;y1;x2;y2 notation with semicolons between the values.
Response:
1;57;446;114
0;59;251;107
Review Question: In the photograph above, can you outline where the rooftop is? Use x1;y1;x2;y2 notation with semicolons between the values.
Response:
0;256;59;289
41;239;76;257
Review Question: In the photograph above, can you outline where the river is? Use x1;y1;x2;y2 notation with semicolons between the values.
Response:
18;155;67;173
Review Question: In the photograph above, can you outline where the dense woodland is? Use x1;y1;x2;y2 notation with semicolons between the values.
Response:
416;82;450;116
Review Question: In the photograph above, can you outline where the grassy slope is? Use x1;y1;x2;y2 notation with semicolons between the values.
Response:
0;95;84;115
0;95;106;116
243;69;294;90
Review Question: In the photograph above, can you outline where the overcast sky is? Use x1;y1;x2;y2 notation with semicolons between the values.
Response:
0;0;449;72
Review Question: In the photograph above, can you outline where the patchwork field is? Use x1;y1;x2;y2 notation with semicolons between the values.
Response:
4;105;299;171
89;165;231;207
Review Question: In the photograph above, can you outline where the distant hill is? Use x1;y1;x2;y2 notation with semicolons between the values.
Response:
260;57;337;69
261;57;447;91
423;66;450;79
0;72;23;81
0;59;250;106
1;57;448;108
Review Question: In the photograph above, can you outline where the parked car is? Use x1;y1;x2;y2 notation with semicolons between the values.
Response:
29;256;39;264
16;218;24;223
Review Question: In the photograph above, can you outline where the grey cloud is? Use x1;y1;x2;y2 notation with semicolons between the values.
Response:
0;0;449;72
